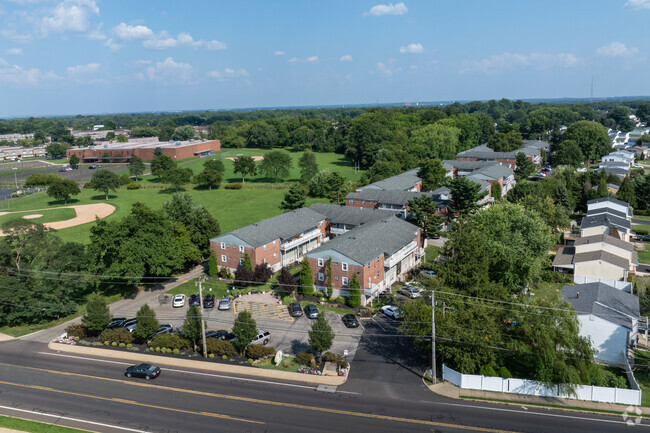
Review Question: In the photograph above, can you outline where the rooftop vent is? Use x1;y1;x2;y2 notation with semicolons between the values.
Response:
175;141;181;146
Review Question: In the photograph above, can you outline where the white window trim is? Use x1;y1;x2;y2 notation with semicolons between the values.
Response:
342;262;348;271
342;277;349;286
239;245;245;253
318;272;324;282
220;242;225;250
221;255;226;262
239;258;244;265
318;258;324;267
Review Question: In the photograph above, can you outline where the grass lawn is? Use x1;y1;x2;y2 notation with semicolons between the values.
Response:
3;187;327;243
636;215;650;221
633;224;650;236
639;245;650;265
0;415;92;433
423;245;441;267
0;207;76;226
255;356;302;372
530;282;565;301
168;274;281;298
634;350;650;406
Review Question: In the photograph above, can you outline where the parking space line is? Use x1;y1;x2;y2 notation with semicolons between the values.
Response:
371;317;386;331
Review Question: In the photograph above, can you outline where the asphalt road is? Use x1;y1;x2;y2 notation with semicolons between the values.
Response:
0;328;647;433
633;218;650;226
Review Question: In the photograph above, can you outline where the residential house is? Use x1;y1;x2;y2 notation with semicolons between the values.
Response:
356;168;422;192
579;213;632;242
455;142;543;168
442;160;515;196
574;234;637;275
345;189;448;217
308;204;395;237
587;197;633;220
305;217;422;305
562;283;639;365
602;151;635;165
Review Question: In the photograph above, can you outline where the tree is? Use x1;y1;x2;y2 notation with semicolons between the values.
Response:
172;125;196;141
46;142;71;159
487;130;523;152
208;250;219;277
69;154;80;166
408;123;460;160
636;103;650;124
162;166;193;192
562;121;610;162
616;175;637;207
551;140;585;167
280;184;306;210
128;156;146;181
309;315;335;356
247;121;278;148
447;177;486;217
555;184;573;210
150;155;175;177
277;266;297;294
360;161;402;185
182;305;203;350
253;263;273;284
232;311;257;353
347;274;361;308
81;293;110;336
514;152;536;178
233;155;257;183
326;172;349;204
133;304;160;343
259;150;292;183
106;131;116;140
300;258;314;296
90;169;120;200
234;263;254;287
418;158;447;191
491;182;502;201
203;158;225;174
243;252;252;271
162;193;220;256
326;258;333;299
596;171;608;198
47;178;80;204
116;134;128;143
194;168;222;190
298;151;319;181
407;195;444;239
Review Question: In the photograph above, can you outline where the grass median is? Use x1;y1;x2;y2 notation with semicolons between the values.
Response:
0;415;92;433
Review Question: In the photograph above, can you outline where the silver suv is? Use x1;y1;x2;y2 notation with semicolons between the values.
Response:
250;329;271;345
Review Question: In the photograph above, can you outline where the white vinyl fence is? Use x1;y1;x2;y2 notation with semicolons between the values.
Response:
442;364;641;406
573;275;632;293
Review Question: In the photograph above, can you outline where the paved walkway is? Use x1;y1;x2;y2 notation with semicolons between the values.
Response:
234;300;293;322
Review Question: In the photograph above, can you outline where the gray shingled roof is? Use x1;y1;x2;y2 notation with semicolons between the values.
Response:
574;250;629;269
442;159;496;171
599;161;630;168
552;246;575;267
587;197;631;209
474;164;513;179
359;168;421;191
456;143;540;159
306;217;420;265
346;189;435;207
586;207;628;220
580;213;631;231
522;139;550;149
561;283;639;329
602;167;631;178
210;207;324;247
308;204;395;226
574;234;634;252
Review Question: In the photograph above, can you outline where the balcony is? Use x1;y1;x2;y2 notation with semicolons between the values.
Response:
384;241;417;269
280;228;322;251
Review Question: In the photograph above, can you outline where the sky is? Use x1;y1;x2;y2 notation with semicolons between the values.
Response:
0;0;649;118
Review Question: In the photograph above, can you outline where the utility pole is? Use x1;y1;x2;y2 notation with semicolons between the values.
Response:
197;277;208;358
431;290;436;384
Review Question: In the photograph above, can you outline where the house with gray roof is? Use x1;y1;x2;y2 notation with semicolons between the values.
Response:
456;142;542;167
308;204;395;236
562;283;639;364
305;217;422;305
345;189;448;217
442;160;515;197
587;197;633;219
580;212;632;242
573;250;630;283
357;168;422;192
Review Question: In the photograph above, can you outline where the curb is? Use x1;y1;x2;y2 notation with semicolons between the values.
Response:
47;342;348;386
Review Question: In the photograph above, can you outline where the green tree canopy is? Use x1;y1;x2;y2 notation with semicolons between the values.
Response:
182;305;203;350
447;177;486;217
172;125;196;141
46;142;71;159
194;168;222;190
417;158;447;191
551;140;585;167
408;123;460;160
47;178;80;204
232;155;257;183
69;154;80;166
259;150;292;183
514;152;536;178
232;310;257;353
162;193;220;256
247;121;278;148
280;184;306;211
90;169;120;200
203;158;225;174
487;130;523;152
347;274;361;308
300;258;314;296
309;315;335;355
616;175;637;208
298;151;319;181
150;155;175;177
128;155;146;181
81;293;111;336
562;121;610;162
133;304;160;343
407;195;444;239
162;166;193;192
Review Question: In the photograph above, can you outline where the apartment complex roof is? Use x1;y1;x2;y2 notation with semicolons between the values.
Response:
309;204;395;226
346;189;435;207
561;283;639;329
358;168;421;191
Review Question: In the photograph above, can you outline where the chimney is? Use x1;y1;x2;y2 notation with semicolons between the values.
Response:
576;291;580;298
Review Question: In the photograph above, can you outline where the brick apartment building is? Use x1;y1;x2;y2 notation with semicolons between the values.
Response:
66;139;220;162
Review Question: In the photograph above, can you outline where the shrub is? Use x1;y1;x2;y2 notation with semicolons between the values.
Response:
310;358;316;368
498;366;512;379
173;348;180;355
131;347;139;351
119;342;125;347
281;295;295;305
126;182;141;190
83;182;93;189
104;341;110;346
126;344;132;348
208;353;215;358
479;365;497;376
93;342;103;346
111;342;117;346
296;351;314;366
222;355;228;360
155;347;161;352
73;336;80;342
248;358;254;364
246;344;275;360
65;324;86;338
225;183;243;189
99;328;134;345
335;296;346;305
206;339;238;357
119;174;132;186
150;334;191;351
283;360;291;369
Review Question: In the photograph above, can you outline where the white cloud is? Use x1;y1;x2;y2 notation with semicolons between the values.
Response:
113;22;154;40
0;62;61;86
207;67;249;81
104;38;121;52
376;61;401;78
201;39;227;50
339;55;353;62
67;62;99;75
596;42;639;57
364;2;408;16
39;0;99;36
400;42;423;54
274;51;285;55
459;52;578;74
141;31;226;50
625;0;650;9
306;56;319;63
146;57;195;85
85;25;105;40
5;48;22;55
1;29;34;43
288;57;299;63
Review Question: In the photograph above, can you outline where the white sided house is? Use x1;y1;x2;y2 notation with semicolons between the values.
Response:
587;197;633;220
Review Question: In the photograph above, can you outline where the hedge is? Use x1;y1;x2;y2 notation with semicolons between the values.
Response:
205;339;237;357
150;334;191;351
99;328;134;345
246;344;275;360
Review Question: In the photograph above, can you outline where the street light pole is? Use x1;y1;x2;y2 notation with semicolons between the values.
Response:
431;290;436;384
13;167;18;189
197;277;208;358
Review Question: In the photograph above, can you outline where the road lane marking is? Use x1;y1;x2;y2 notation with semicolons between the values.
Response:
0;362;516;432
0;380;263;425
0;404;148;433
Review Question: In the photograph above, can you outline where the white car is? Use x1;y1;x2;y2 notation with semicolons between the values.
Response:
381;305;403;320
172;294;186;308
398;285;422;299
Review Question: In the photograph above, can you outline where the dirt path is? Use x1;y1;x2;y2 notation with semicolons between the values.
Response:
224;156;264;161
0;203;115;233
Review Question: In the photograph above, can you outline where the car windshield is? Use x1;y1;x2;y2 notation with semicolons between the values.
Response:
145;365;158;371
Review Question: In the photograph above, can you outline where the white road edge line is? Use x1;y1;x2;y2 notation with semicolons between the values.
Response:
37;352;361;395
421;401;649;427
0;404;147;433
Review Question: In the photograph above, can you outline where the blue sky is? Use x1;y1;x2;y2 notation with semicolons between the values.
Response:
0;0;649;117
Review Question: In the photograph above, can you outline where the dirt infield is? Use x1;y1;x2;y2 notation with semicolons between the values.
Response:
0;203;115;234
22;214;43;219
224;156;264;161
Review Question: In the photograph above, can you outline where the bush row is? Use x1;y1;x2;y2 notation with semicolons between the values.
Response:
246;344;275;360
150;334;191;350
206;339;238;357
99;328;134;345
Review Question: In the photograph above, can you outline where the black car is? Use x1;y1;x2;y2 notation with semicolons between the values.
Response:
189;294;200;306
124;363;160;380
147;324;173;341
304;304;319;319
342;314;360;328
288;302;303;317
88;164;102;169
203;294;215;308
639;235;650;242
121;318;138;332
104;317;127;330
206;329;234;340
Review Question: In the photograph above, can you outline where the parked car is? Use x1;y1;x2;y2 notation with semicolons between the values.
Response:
205;329;234;340
104;317;126;330
399;285;422;299
188;294;200;307
147;324;173;341
124;363;160;380
381;305;403;320
250;329;271;345
288;302;303;317
304;304;319;319
88;164;102;169
58;167;72;172
218;297;232;310
342;314;360;328
639;235;650;242
420;270;436;278
203;294;215;308
172;294;186;308
122;318;138;332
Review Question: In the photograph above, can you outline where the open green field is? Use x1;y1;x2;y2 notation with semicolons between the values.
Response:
0;207;76;226
0;415;92;433
3;186;328;243
639;245;650;265
633;224;650;235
